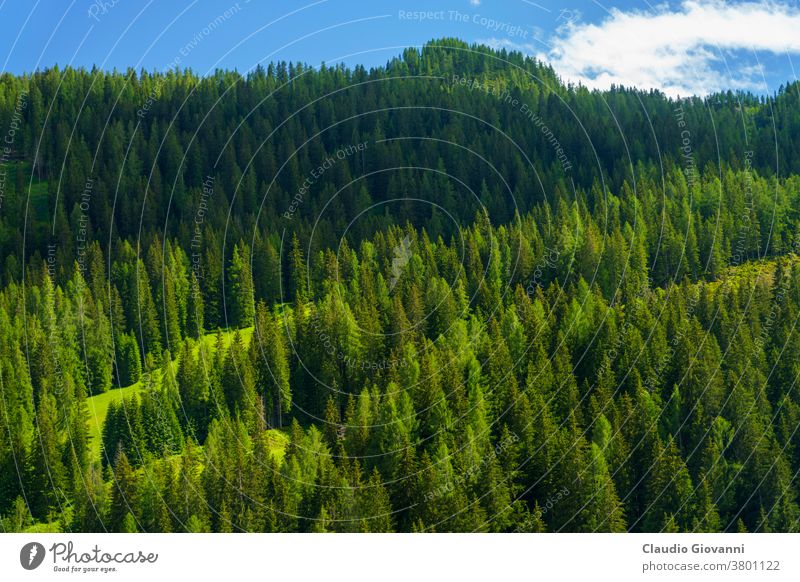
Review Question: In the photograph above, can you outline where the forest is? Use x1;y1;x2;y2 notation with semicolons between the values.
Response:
1;39;800;532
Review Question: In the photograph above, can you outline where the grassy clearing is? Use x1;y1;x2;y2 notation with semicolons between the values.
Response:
9;163;50;221
193;326;254;357
86;381;146;459
85;327;255;459
28;179;48;221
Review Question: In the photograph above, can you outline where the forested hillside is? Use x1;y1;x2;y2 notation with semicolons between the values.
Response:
1;39;800;532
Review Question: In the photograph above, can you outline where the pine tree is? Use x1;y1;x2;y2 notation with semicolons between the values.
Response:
229;243;255;328
110;449;138;532
27;389;66;519
221;332;258;428
186;273;205;339
253;302;291;427
116;333;142;388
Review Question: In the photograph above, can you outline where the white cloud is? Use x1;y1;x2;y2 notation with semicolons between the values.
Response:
539;0;800;97
470;0;481;6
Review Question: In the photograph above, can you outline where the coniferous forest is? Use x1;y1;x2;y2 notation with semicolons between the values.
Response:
3;39;800;532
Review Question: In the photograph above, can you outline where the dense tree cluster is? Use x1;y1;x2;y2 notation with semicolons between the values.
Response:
2;217;800;532
1;40;800;532
0;40;798;290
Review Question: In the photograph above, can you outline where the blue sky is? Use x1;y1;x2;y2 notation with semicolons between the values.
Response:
1;0;799;97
